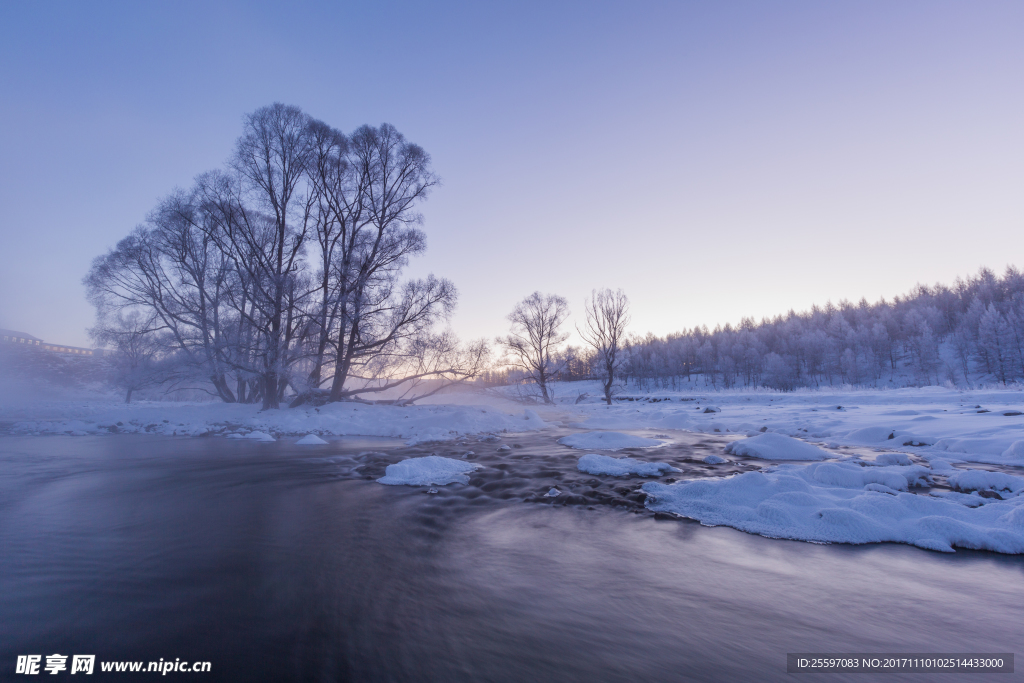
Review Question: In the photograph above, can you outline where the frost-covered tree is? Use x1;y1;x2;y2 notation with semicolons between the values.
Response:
613;265;1023;391
498;292;570;404
90;310;165;403
86;103;466;408
978;304;1013;384
578;288;630;404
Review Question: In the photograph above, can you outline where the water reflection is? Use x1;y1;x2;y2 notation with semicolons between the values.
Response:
0;435;1021;682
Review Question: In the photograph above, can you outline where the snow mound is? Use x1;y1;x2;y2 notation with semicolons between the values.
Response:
1003;441;1024;464
296;434;328;445
244;431;275;442
577;453;680;477
844;427;894;444
559;432;664;450
377;456;480;486
873;453;912;466
643;461;1024;554
948;470;1024;494
703;455;727;464
725;433;830;461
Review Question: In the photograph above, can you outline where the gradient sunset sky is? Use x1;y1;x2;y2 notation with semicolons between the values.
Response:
1;1;1021;347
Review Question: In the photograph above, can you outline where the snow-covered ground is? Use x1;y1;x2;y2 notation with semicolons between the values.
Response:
5;382;1022;465
545;381;1024;553
548;381;1024;467
2;397;549;445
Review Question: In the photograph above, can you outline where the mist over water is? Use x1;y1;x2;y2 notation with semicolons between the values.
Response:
1;435;1021;682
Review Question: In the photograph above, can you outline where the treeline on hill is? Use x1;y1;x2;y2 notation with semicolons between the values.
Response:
565;267;1023;392
86;103;486;408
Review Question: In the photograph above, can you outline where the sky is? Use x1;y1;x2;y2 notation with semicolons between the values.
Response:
1;1;1022;348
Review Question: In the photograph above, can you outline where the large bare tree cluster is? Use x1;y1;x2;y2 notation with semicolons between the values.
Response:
86;103;485;408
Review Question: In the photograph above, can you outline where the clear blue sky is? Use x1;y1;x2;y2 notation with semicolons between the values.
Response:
1;1;1021;347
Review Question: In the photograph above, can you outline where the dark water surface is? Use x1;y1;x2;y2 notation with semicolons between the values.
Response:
1;435;1022;682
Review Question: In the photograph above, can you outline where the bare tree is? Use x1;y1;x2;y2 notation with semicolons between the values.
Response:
229;103;314;409
345;331;491;405
498;292;569;404
90;310;164;403
87;104;463;408
578;288;630;404
324;123;442;401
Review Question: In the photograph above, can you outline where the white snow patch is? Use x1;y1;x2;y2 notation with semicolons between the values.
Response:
948;470;1024;494
376;456;480;486
296;434;328;445
643;461;1024;553
558;432;665;451
577;453;680;477
9;400;549;444
873;453;913;466
725;433;830;461
244;431;275;442
1003;441;1024;464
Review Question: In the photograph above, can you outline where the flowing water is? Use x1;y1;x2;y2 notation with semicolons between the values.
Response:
1;434;1022;682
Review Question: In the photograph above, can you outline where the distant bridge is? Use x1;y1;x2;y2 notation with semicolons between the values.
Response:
0;329;101;357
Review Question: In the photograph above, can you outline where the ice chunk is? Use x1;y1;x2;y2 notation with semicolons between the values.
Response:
643;461;1024;554
725;433;830;460
377;456;480;486
296;434;328;445
703;455;727;464
559;432;665;451
577;453;680;477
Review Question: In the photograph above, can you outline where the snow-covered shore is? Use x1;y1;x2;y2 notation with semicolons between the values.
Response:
4;384;1023;465
3;399;549;445
556;383;1024;467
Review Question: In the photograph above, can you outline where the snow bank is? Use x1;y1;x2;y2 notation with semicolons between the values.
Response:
725;433;830;460
10;401;549;444
558;432;664;450
296;434;328;445
1003;441;1024;464
376;456;480;486
643;461;1024;553
948;470;1024;494
577;453;679;477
